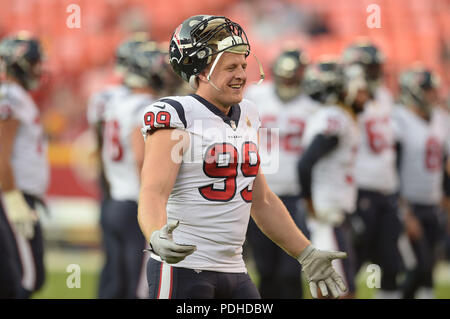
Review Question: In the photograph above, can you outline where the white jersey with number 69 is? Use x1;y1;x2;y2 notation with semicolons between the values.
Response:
102;92;153;201
0;82;48;197
392;105;450;205
354;87;398;194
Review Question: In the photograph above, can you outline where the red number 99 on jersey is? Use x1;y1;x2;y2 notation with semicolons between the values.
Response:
144;111;172;130
199;142;260;202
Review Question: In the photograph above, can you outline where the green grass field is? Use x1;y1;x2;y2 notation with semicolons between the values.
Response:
32;248;450;299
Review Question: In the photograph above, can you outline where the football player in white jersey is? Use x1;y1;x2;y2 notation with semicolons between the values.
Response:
342;42;404;298
298;60;371;298
87;33;148;224
86;35;146;200
393;67;450;299
0;33;48;298
244;48;317;298
138;15;348;299
86;33;147;298
97;41;168;299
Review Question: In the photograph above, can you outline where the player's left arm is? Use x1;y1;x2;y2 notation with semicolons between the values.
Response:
250;170;310;257
250;169;348;298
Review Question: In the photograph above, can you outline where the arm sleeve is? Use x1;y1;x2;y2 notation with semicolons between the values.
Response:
298;133;339;199
141;98;187;138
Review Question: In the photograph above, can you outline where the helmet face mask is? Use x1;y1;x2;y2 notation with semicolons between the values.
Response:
302;60;343;105
342;64;369;113
115;32;150;75
124;41;167;90
399;67;440;116
342;42;384;94
169;15;251;87
272;49;308;102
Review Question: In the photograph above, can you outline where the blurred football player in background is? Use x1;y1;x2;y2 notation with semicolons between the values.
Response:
86;32;147;298
298;59;370;298
244;48;317;298
342;42;404;298
87;33;149;206
97;40;167;298
157;41;194;97
393;66;450;299
0;32;48;298
138;15;347;299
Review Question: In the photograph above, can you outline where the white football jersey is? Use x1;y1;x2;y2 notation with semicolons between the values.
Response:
87;85;129;127
102;92;152;201
245;82;319;196
354;86;398;193
302;105;360;220
0;82;48;197
142;94;261;273
392;105;450;204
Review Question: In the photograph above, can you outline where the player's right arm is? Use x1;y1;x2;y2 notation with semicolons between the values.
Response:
138;99;196;263
138;127;196;263
137;128;185;240
0;118;19;191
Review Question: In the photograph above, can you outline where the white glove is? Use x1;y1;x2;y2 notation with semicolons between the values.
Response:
150;220;196;264
297;244;348;298
2;190;37;239
314;206;345;226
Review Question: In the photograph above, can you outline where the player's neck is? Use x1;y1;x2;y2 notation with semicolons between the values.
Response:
132;87;155;96
337;102;358;122
195;91;232;116
409;104;431;122
3;76;23;88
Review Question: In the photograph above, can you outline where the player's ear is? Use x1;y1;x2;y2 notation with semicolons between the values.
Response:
197;70;208;83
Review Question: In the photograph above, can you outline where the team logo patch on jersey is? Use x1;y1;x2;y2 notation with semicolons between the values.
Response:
246;116;251;127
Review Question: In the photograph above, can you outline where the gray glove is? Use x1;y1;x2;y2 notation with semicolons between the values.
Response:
150;220;196;264
2;190;37;239
297;244;348;298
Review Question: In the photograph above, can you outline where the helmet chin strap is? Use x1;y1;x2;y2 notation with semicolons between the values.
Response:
206;51;224;91
206;50;265;92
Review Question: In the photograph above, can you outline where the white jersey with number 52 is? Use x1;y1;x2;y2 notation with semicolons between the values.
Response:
245;82;319;196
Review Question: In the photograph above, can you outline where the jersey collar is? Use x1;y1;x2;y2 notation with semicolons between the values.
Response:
190;94;241;129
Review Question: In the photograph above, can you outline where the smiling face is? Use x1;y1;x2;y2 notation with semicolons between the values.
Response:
197;52;247;112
